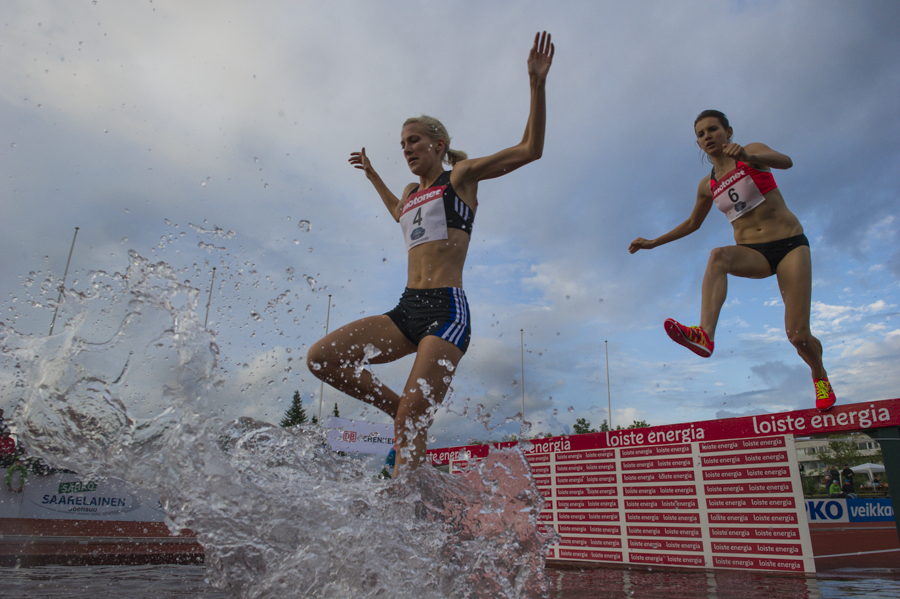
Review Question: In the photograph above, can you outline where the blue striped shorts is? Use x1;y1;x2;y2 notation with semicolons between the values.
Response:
385;287;471;353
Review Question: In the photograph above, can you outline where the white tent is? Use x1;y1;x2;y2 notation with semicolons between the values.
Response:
850;462;886;483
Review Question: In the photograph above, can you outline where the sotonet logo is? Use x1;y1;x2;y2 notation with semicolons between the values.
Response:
58;481;98;494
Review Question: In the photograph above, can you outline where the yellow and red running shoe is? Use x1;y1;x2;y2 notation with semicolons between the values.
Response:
664;319;714;358
814;377;836;411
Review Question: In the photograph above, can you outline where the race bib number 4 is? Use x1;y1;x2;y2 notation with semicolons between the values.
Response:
400;185;449;251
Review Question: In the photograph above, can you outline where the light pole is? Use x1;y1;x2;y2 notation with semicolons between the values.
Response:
605;339;612;430
49;227;79;336
520;328;525;422
317;294;332;425
204;267;217;328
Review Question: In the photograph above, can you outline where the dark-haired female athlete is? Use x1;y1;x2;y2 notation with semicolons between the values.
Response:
629;110;836;411
308;32;554;474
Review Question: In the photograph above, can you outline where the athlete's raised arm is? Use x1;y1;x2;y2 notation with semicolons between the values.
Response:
349;147;416;222
723;141;793;171
451;31;554;192
629;179;714;253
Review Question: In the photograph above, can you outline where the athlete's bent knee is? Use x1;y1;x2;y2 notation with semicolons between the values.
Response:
786;328;812;349
706;247;731;272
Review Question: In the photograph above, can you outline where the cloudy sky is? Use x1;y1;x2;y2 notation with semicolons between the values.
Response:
2;1;899;449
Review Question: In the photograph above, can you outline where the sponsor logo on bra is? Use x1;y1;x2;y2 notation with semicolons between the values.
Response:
410;227;425;240
403;185;447;214
713;169;746;196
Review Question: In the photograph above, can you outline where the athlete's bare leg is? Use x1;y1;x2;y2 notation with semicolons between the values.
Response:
775;246;827;378
307;315;417;419
699;245;772;339
392;335;463;476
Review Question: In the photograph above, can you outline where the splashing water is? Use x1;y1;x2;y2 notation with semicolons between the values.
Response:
0;251;554;598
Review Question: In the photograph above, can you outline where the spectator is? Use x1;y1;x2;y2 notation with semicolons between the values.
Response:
841;464;855;491
872;475;883;488
0;435;14;468
829;478;844;498
829;466;841;485
841;480;858;498
0;409;14;468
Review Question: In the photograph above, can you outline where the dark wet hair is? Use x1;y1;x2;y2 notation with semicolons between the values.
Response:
694;109;729;130
695;110;732;164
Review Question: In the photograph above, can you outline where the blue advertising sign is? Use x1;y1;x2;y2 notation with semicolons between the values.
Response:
805;498;894;523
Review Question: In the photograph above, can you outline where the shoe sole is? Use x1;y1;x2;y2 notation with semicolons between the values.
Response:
664;319;712;358
816;397;836;411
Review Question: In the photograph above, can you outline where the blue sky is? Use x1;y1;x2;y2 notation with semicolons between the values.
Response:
1;1;899;449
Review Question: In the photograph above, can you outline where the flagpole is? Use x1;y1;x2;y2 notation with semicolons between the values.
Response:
318;294;332;425
605;340;612;430
204;267;217;328
49;227;79;336
520;328;525;423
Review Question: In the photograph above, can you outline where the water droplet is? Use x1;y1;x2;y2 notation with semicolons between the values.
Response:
250;311;261;321
297;220;311;233
567;406;574;412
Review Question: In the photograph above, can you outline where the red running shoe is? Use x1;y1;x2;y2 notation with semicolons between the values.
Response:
664;319;714;358
814;377;836;411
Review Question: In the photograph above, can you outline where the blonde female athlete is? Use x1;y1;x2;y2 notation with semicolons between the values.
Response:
308;32;554;474
629;110;836;411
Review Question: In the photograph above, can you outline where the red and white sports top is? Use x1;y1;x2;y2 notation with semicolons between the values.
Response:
709;161;778;222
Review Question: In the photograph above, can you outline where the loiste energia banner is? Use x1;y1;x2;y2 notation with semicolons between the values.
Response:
326;417;395;455
429;399;900;467
428;398;900;574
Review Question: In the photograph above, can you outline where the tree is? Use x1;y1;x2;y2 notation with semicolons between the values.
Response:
280;391;308;427
597;419;647;431
822;434;864;471
573;418;596;434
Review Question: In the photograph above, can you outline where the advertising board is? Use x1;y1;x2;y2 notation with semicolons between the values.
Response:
432;399;900;573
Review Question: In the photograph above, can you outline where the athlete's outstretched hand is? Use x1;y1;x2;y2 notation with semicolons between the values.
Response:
629;237;654;253
528;31;554;82
349;147;376;178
